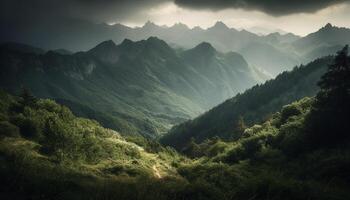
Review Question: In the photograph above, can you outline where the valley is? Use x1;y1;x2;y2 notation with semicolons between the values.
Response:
1;2;350;198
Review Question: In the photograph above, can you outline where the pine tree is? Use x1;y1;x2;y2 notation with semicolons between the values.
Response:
318;45;350;93
306;45;350;146
20;87;37;107
235;116;247;135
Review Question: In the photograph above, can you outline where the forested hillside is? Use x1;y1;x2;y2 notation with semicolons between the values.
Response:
161;56;333;149
1;45;349;199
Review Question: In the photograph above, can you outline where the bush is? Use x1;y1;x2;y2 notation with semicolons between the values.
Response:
222;145;245;163
241;137;263;158
11;115;41;138
280;104;301;124
0;121;20;137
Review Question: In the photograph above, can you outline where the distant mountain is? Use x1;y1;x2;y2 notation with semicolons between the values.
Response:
238;42;301;75
2;19;348;77
161;56;333;149
294;23;350;60
0;38;263;137
263;32;300;44
0;19;301;76
246;26;289;35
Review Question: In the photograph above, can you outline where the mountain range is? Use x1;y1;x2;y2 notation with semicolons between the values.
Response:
0;37;264;137
2;20;350;76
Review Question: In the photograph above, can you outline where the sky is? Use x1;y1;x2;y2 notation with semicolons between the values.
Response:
1;0;350;36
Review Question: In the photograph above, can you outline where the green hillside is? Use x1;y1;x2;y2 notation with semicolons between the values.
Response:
0;89;188;199
161;56;332;150
1;47;349;200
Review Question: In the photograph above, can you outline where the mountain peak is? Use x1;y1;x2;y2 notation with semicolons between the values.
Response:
96;40;116;48
212;21;229;30
147;36;162;43
121;38;133;45
324;23;333;29
171;22;189;30
145;37;172;49
193;42;216;54
143;20;158;29
319;23;336;32
88;40;117;55
192;26;204;31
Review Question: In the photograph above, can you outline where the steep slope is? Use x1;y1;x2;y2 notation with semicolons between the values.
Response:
161;56;333;149
0;38;261;137
178;42;262;109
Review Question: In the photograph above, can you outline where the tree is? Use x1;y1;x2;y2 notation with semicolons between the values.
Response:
235;116;247;135
316;45;350;116
318;45;350;94
20;87;37;107
306;45;350;146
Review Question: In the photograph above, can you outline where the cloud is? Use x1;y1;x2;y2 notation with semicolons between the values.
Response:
0;0;347;26
0;0;170;24
174;0;348;16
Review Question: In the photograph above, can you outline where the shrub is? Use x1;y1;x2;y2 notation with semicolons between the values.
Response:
11;115;41;138
222;145;245;163
0;121;20;137
280;104;301;124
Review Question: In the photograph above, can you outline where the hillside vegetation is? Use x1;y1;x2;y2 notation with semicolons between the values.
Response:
161;56;332;150
0;46;350;199
0;89;190;199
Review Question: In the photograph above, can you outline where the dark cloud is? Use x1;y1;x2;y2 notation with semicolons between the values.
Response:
0;0;347;26
0;0;171;48
174;0;347;16
0;0;170;24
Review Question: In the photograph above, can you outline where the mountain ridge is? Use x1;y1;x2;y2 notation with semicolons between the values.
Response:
0;38;262;137
161;55;333;149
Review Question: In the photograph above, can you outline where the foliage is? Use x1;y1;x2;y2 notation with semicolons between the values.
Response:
305;45;350;147
0;121;20;137
1;47;350;199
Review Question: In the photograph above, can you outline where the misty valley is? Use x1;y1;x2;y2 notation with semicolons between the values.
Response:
1;1;350;199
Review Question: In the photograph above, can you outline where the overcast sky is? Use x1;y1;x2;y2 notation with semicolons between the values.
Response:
1;0;350;36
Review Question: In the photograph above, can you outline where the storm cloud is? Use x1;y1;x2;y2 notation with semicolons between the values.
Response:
1;0;347;25
0;0;170;25
1;0;350;47
174;0;347;16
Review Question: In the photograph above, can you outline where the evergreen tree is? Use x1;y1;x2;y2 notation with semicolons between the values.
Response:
306;45;350;146
318;45;350;94
20;87;37;107
235;116;247;135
